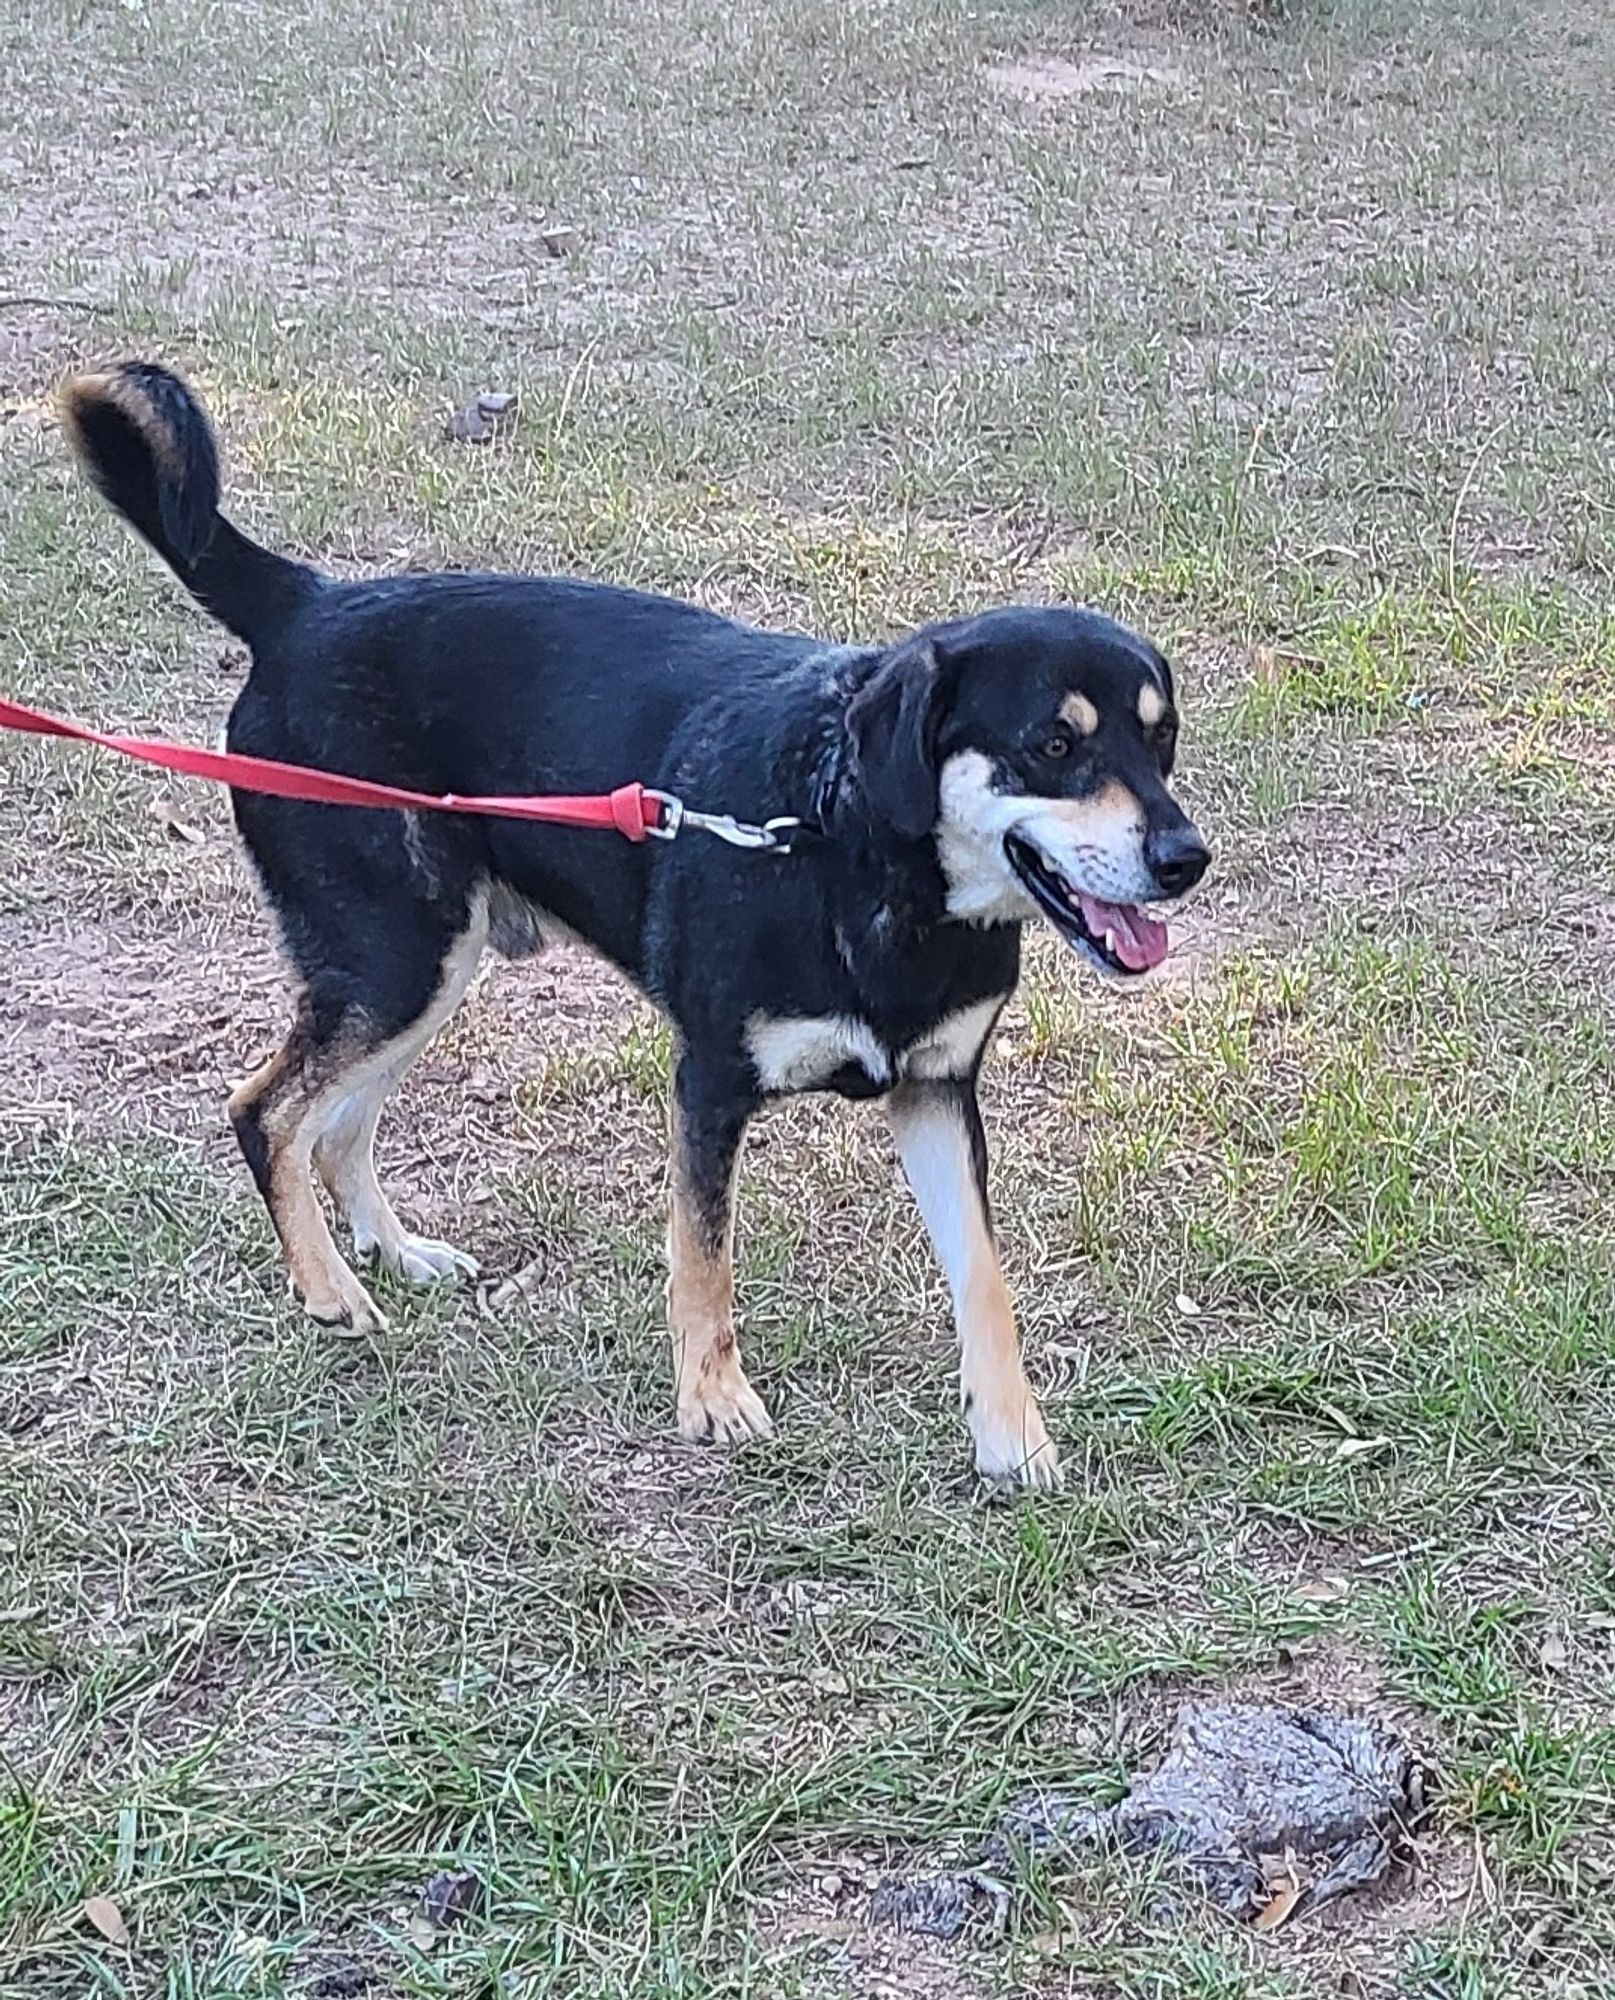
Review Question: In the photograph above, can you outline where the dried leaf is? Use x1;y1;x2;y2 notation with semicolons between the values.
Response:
447;390;519;443
1253;1881;1304;1931
1251;643;1284;687
405;1913;439;1953
421;1866;482;1927
448;398;492;442
540;224;582;257
1293;1576;1348;1604
1540;1627;1570;1673
148;796;204;844
1174;1292;1202;1317
82;1896;129;1945
1332;1435;1390;1462
488;1257;545;1309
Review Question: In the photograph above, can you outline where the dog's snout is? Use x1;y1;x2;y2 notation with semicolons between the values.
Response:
1145;824;1210;898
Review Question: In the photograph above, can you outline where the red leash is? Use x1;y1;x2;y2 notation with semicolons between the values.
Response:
0;695;802;850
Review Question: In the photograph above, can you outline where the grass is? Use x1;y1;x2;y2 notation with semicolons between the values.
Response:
4;0;1615;1993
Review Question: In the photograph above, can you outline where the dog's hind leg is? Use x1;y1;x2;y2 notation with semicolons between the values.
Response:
229;891;488;1331
667;1053;771;1445
315;1079;479;1284
312;928;485;1285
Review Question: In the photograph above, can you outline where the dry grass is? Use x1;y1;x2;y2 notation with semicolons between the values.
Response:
3;0;1615;1994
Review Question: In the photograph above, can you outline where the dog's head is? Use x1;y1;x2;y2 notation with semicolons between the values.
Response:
846;606;1209;979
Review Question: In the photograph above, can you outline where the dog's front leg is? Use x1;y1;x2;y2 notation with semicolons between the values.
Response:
667;1053;772;1445
888;1076;1061;1489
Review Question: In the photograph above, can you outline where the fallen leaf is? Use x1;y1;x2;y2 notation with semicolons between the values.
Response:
1251;643;1284;687
82;1896;129;1945
1175;1292;1202;1317
488;1257;545;1309
1540;1628;1570;1673
540;224;582;256
149;796;204;844
421;1866;482;1927
447;390;519;443
448;401;491;442
405;1913;438;1953
1332;1435;1391;1461
1293;1576;1349;1604
1253;1881;1304;1931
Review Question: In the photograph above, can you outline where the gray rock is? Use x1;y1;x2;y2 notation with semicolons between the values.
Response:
872;1703;1421;1933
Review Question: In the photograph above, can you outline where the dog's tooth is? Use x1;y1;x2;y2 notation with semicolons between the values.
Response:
1104;928;1116;953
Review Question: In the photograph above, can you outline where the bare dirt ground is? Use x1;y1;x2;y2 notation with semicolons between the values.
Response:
3;0;1614;1995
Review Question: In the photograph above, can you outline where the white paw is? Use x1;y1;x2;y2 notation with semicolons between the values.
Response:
392;1235;480;1285
968;1389;1063;1491
677;1366;775;1446
359;1231;480;1285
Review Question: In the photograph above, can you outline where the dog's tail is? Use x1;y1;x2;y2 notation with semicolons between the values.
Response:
61;362;320;648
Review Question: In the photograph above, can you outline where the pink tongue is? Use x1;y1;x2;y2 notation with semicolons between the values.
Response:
1075;894;1169;971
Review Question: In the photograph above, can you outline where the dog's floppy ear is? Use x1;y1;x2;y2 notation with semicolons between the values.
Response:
846;634;946;842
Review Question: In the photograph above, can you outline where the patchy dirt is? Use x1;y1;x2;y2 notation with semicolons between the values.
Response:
1;919;291;1135
0;310;84;396
986;54;1190;100
0;908;646;1239
765;1891;996;2000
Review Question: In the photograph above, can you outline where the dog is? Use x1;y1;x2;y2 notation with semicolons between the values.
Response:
61;362;1210;1488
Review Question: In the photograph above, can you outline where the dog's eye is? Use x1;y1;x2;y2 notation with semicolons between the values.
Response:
1040;730;1072;761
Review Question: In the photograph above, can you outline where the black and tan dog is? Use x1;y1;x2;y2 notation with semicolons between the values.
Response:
62;362;1209;1488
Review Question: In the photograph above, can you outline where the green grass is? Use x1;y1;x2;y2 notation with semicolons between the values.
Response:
5;0;1615;1993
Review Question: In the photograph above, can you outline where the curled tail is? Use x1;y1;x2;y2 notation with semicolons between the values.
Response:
61;362;319;648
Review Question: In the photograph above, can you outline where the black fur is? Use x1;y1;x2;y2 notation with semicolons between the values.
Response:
845;633;948;842
65;361;1210;1475
61;365;316;646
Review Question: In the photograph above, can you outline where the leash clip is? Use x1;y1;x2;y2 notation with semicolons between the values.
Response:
644;791;800;854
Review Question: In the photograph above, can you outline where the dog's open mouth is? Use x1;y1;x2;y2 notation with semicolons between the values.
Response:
1005;834;1168;977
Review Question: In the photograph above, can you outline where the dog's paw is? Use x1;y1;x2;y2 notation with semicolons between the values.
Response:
370;1233;480;1286
678;1366;775;1447
968;1388;1062;1491
296;1269;389;1337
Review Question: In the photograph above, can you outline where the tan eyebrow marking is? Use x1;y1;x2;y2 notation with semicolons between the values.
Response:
1136;681;1165;727
1059;692;1100;736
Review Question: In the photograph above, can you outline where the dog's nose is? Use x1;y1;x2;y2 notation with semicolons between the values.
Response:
1146;824;1210;898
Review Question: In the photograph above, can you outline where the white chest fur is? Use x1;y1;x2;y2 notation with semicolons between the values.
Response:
745;993;1007;1093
